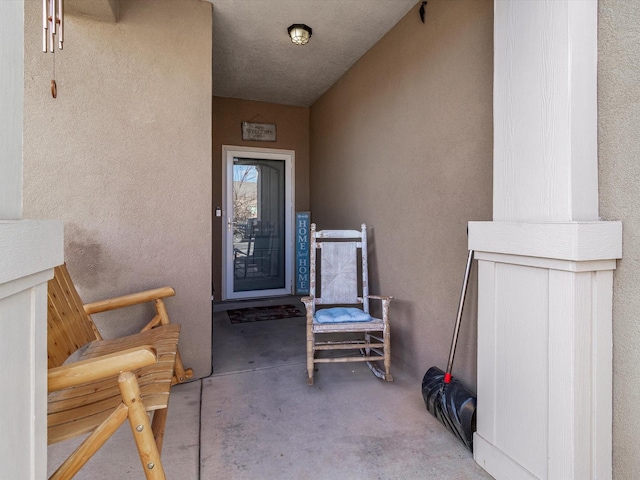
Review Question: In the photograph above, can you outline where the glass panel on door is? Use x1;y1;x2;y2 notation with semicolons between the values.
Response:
231;158;286;293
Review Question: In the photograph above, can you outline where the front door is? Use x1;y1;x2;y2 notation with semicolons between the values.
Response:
222;146;294;300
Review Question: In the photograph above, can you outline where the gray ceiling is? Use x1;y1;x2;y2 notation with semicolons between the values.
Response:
209;0;419;107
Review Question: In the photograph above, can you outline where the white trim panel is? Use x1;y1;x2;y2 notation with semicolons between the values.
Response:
0;220;64;285
468;221;622;261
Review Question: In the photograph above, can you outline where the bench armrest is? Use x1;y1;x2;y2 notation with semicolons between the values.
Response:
48;346;157;392
83;287;175;315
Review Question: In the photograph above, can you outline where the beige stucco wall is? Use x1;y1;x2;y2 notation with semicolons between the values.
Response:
309;0;493;388
598;1;640;477
211;96;310;300
23;0;213;378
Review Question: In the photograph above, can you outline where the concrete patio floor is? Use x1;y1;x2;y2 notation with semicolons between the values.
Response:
48;308;493;479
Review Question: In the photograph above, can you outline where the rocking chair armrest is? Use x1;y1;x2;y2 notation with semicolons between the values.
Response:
48;346;158;392
366;295;394;303
84;287;176;315
301;297;316;314
366;296;393;322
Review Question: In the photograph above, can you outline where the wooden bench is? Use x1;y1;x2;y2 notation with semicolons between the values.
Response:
47;264;190;480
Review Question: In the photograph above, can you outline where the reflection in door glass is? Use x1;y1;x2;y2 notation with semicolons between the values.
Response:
232;158;286;293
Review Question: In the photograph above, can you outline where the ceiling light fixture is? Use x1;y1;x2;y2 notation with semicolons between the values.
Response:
287;24;312;45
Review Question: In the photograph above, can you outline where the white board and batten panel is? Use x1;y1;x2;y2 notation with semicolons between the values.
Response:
592;269;614;479
548;267;615;480
0;221;64;480
473;254;617;480
494;263;548;478
471;244;618;480
475;261;549;480
547;269;591;479
0;286;48;479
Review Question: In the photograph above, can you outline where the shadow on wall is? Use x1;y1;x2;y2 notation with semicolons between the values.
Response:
65;222;120;291
388;299;420;378
367;225;421;379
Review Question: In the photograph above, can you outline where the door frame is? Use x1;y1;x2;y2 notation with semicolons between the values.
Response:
221;145;295;300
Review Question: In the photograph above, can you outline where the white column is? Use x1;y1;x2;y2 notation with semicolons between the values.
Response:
0;222;63;480
0;0;24;220
470;1;621;479
492;0;598;222
0;2;64;479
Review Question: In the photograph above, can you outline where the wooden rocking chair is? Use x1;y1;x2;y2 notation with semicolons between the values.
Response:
302;223;393;385
47;264;191;479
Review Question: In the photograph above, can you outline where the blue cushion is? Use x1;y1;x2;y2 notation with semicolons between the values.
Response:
315;307;372;324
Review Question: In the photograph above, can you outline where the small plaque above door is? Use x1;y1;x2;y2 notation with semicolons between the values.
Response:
241;122;277;142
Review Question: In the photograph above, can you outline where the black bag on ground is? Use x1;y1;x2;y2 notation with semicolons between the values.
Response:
422;366;476;451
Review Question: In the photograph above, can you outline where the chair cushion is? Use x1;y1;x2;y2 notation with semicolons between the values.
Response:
314;307;372;324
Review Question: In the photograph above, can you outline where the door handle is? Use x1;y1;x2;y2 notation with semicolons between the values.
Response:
228;219;245;230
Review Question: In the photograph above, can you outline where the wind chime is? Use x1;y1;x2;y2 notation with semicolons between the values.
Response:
43;0;64;98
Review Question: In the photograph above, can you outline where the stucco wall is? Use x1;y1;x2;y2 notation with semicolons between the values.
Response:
211;96;310;300
598;0;640;477
23;0;213;378
309;0;493;387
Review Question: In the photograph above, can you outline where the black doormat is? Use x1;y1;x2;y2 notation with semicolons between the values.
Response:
227;304;304;324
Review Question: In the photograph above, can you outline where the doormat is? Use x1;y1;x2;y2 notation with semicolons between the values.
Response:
227;304;304;324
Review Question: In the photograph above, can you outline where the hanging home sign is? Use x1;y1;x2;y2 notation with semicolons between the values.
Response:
295;212;311;295
241;122;277;142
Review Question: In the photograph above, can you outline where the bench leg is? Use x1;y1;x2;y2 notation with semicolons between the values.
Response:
172;349;194;385
156;299;194;384
119;371;166;480
151;407;169;455
49;403;128;480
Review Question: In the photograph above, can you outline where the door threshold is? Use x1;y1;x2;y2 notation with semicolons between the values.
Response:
213;295;303;313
